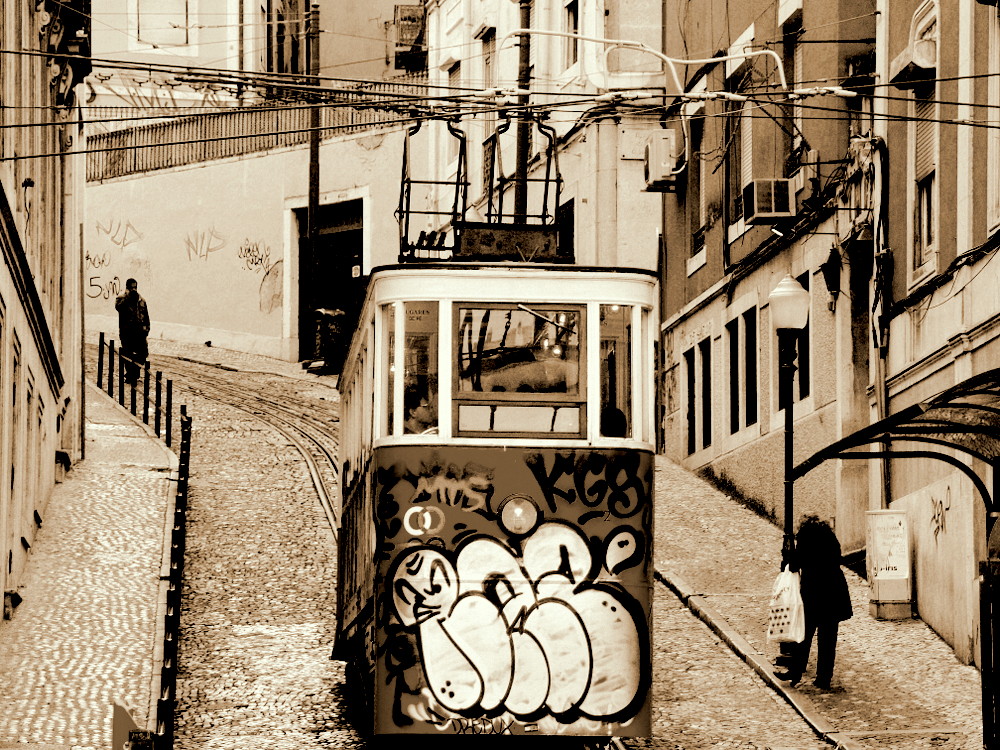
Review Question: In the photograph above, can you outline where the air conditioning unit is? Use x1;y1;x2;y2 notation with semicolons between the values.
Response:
742;178;794;223
644;130;678;191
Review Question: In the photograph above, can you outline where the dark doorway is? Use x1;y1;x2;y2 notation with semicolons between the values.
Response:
297;199;365;371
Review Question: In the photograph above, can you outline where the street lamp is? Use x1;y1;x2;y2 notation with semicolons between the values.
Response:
768;274;810;564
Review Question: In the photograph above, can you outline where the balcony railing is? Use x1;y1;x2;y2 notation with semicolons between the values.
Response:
87;78;427;181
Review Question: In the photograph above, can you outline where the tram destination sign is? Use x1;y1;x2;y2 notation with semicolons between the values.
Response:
456;222;564;262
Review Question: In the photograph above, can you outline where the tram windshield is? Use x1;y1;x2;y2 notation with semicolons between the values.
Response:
457;305;581;395
453;303;583;436
382;297;644;440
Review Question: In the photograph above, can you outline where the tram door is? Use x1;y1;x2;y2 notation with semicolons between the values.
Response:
298;200;365;370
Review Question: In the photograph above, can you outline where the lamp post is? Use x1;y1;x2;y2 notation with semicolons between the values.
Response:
768;274;811;565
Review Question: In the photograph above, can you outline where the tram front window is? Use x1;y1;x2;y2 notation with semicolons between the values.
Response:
403;302;438;435
599;304;633;437
455;303;583;435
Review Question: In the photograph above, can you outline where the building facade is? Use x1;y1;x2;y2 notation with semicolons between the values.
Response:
83;0;431;361
660;0;1000;666
0;1;89;615
659;0;877;549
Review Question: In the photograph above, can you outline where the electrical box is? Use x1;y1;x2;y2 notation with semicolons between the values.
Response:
643;130;678;191
742;178;794;223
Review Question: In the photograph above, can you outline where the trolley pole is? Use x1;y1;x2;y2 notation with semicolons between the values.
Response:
513;0;531;223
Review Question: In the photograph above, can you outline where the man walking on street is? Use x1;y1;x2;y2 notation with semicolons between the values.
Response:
115;278;150;386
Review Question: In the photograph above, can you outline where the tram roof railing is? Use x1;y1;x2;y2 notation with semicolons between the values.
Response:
397;115;568;264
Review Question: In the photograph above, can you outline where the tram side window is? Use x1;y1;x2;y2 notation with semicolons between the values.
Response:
383;303;395;436
600;304;632;437
455;303;583;435
403;302;438;435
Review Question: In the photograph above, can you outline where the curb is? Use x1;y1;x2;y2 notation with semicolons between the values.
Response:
653;569;866;750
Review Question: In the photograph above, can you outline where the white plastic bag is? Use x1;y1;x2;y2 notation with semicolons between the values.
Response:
766;566;805;643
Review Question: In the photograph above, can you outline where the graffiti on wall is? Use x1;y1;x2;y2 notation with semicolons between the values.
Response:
85;250;112;270
373;446;652;735
236;239;283;313
237;239;275;274
96;217;143;249
184;227;226;261
259;260;283;313
930;485;951;541
86;275;122;300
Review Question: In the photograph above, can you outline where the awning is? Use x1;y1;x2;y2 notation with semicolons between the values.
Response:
793;368;1000;531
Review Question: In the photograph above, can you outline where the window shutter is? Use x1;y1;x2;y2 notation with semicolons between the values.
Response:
741;105;753;186
914;92;936;179
793;42;804;138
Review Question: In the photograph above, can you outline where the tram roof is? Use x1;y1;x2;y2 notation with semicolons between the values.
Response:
368;262;659;278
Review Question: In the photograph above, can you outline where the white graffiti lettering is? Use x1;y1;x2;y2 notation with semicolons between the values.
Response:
387;522;645;723
412;463;492;510
403;506;446;537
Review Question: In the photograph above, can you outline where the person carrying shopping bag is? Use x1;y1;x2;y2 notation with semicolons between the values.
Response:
774;515;853;689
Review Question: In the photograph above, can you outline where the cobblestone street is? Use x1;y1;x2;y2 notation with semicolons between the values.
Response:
169;371;360;750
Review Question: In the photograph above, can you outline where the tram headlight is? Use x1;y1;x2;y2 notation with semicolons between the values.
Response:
499;494;539;536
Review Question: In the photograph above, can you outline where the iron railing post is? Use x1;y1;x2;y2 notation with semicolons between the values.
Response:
118;352;125;407
97;332;105;388
165;380;173;448
154;372;162;438
108;340;116;398
143;362;151;424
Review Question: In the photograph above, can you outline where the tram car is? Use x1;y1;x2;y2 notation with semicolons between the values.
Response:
334;262;657;741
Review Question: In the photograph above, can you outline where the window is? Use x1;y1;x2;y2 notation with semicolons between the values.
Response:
912;83;936;274
683;336;713;454
783;18;805;175
599;305;632;438
794;272;811;402
845;53;876;138
454;303;583;435
564;0;579;68
481;30;497;194
403;302;438;435
689;119;707;255
727;307;758;434
699;338;712;448
726;93;753;226
685;347;696;454
447;62;462;162
383;304;395;436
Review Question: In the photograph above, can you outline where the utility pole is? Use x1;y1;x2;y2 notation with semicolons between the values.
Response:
307;3;320;358
308;3;320;245
514;0;531;223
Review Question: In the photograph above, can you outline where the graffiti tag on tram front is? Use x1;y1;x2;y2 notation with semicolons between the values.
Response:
524;450;650;519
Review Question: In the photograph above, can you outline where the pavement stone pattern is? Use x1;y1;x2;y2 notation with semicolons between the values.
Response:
653;456;983;750
0;386;175;750
640;584;829;750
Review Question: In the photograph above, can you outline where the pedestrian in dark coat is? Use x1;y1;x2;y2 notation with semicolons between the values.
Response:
115;278;150;385
775;514;853;689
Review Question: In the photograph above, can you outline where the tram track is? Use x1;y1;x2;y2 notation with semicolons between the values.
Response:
146;353;343;537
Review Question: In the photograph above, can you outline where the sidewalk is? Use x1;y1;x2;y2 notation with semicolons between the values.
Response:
653;455;983;750
0;384;176;750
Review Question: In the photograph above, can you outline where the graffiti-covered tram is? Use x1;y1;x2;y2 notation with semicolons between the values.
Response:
334;263;657;741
